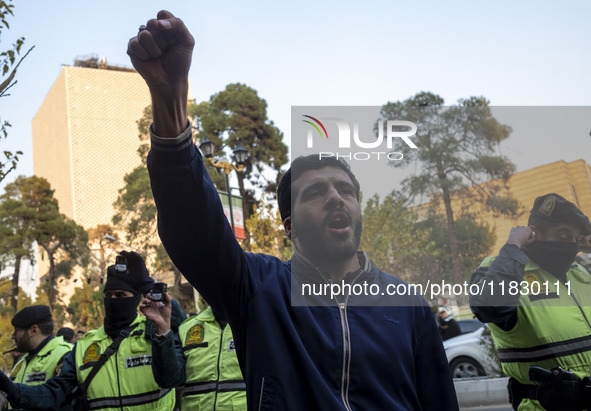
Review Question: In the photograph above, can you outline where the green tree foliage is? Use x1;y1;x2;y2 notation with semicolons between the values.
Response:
0;0;34;183
68;283;104;331
115;84;287;287
112;167;154;248
192;84;289;231
416;213;496;284
243;203;291;260
86;224;119;286
0;281;32;372
380;92;519;283
111;166;182;286
0;194;36;308
1;176;89;309
360;194;434;282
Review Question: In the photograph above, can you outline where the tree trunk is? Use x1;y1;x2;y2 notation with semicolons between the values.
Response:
46;251;57;311
11;256;21;309
441;184;463;285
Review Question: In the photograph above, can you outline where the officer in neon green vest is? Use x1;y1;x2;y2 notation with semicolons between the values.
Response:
142;293;246;411
470;193;591;411
8;305;73;411
0;251;184;410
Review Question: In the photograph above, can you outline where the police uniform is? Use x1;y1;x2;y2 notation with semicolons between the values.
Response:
177;307;246;411
5;305;73;411
470;194;591;410
75;315;175;411
0;251;183;410
10;336;72;385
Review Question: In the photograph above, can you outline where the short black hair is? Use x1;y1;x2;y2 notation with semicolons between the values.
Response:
37;320;54;336
57;327;75;342
277;155;360;222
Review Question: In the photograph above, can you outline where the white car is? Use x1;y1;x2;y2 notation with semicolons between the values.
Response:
443;320;501;379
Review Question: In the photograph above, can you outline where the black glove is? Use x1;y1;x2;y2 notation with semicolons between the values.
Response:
0;370;20;404
537;380;582;411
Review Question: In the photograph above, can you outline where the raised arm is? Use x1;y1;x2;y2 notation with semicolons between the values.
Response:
470;226;535;329
128;11;252;325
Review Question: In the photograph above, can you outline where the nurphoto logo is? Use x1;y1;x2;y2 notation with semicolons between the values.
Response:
302;115;418;161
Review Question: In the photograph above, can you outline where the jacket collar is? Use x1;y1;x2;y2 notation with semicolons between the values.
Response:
25;335;54;362
291;250;375;285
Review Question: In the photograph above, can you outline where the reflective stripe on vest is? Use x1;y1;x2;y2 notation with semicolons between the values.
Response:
183;380;246;397
178;308;247;410
88;388;172;410
498;334;591;363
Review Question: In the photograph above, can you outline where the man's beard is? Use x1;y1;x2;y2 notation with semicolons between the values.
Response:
16;334;33;353
294;209;363;266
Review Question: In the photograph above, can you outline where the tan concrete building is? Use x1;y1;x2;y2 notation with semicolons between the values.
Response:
416;159;591;254
32;58;150;229
488;159;591;253
30;59;154;305
31;58;197;309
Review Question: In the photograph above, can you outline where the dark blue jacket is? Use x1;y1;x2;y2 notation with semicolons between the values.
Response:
148;126;458;410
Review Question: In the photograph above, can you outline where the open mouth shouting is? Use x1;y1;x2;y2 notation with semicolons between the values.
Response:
325;210;353;235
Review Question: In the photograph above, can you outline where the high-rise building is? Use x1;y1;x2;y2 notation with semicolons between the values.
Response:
32;58;151;229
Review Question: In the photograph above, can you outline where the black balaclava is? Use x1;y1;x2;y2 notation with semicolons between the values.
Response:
524;241;580;281
103;294;142;337
103;251;155;338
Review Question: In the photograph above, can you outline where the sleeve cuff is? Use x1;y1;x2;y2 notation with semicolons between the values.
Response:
500;243;529;266
155;329;172;341
150;121;193;152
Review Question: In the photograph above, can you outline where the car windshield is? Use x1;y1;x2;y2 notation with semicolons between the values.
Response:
458;319;483;334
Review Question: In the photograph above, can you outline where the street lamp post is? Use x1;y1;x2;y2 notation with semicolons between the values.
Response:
199;138;248;235
102;235;157;280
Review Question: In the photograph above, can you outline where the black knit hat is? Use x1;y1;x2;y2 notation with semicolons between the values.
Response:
104;251;155;295
530;193;591;235
12;305;52;329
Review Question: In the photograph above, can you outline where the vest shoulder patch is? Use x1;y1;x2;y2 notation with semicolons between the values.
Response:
83;343;101;364
55;361;64;376
524;271;549;294
186;324;204;344
10;361;23;380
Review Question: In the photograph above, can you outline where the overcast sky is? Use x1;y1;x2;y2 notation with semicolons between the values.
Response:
1;0;590;196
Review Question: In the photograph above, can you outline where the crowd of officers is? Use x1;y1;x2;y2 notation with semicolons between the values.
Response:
0;196;587;411
0;251;246;411
1;199;590;411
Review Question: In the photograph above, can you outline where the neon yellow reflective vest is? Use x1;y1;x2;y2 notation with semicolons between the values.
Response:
481;257;591;410
9;335;73;411
74;315;175;411
10;335;73;384
178;307;246;411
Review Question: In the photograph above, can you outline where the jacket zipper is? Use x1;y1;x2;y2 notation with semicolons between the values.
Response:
335;271;364;411
213;322;225;410
338;303;353;411
258;377;266;411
